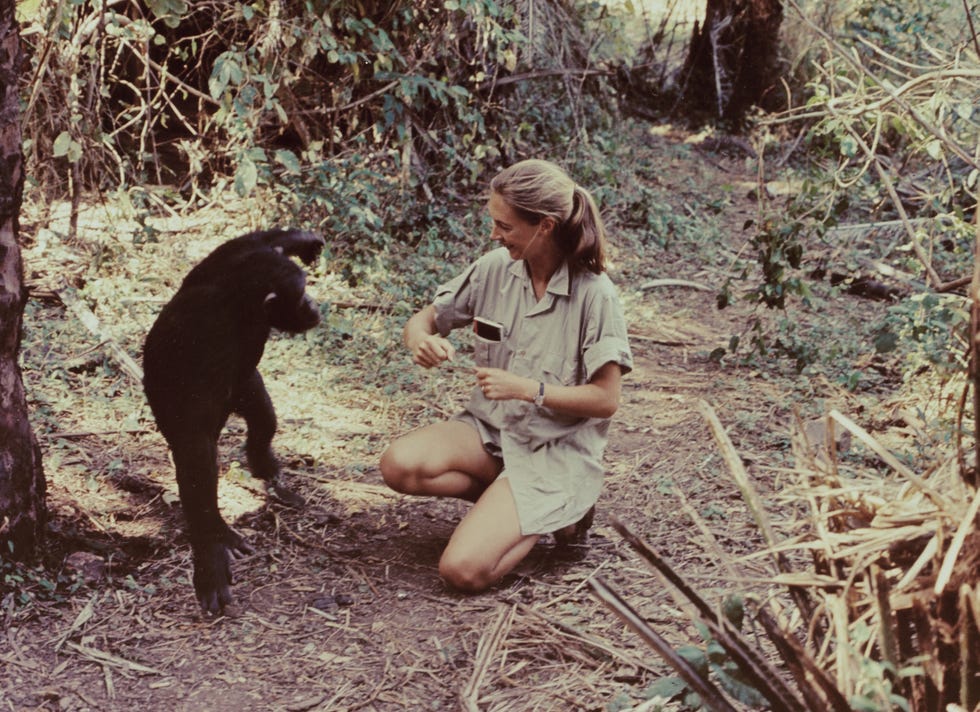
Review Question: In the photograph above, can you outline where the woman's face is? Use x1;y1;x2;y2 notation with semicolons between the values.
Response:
487;192;550;260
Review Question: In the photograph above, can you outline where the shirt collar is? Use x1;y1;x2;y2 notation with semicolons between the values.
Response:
505;258;571;297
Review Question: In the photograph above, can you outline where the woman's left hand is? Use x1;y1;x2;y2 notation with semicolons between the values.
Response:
475;368;535;402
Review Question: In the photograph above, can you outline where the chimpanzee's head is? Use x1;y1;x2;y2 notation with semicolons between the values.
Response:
264;264;321;333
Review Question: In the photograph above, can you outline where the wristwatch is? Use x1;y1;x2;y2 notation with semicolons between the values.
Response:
533;381;545;407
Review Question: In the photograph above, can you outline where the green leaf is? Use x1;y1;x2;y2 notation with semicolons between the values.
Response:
235;158;258;196
275;150;301;175
643;676;688;701
722;594;744;629
53;131;72;157
209;52;243;100
706;639;727;663
850;696;882;712
145;0;188;28
712;664;767;706
874;329;899;353
676;645;709;676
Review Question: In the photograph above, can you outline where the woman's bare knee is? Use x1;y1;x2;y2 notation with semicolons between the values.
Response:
379;444;404;487
380;421;499;499
379;443;417;493
439;552;493;593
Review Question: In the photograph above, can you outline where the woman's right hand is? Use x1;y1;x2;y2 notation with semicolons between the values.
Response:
411;333;456;368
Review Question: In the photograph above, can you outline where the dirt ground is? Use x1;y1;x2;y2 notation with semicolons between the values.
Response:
1;133;892;711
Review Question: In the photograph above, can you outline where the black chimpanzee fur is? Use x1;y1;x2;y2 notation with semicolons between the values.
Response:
143;228;324;614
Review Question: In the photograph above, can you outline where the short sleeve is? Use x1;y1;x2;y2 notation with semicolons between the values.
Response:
430;249;513;337
582;289;633;381
431;260;482;337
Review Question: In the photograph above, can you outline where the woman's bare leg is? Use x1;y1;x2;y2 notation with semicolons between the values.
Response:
439;478;539;592
379;420;501;501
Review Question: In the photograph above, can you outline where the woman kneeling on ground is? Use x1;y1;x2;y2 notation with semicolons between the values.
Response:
380;158;633;592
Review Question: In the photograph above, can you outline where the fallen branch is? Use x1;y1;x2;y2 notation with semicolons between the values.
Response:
57;285;144;383
626;333;694;347
639;278;713;292
65;641;162;675
588;575;740;712
608;516;812;712
755;608;853;712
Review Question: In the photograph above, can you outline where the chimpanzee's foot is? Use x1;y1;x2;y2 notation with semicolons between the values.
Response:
246;445;281;482
193;539;237;615
266;478;305;508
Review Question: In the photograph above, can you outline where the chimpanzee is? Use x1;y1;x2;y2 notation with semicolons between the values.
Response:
142;228;324;614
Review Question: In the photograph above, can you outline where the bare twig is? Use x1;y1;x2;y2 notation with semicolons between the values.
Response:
460;604;516;712
697;400;815;622
968;204;980;488
782;0;980;171
827;410;950;509
833;117;944;288
933;485;980;594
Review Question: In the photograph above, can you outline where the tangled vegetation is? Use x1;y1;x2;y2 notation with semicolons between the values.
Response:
737;0;980;380
25;0;657;282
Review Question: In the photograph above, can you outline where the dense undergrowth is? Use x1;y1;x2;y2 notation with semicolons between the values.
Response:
17;0;980;387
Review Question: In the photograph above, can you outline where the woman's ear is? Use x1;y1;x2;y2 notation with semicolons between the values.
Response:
539;216;558;236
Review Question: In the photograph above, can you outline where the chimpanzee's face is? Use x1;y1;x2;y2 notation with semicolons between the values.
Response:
265;272;320;333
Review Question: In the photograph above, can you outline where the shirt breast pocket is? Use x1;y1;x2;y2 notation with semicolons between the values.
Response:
540;352;578;386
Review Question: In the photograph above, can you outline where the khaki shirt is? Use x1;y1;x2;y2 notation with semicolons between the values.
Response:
432;247;633;534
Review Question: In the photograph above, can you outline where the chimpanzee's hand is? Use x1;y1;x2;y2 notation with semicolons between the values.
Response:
267;230;325;265
192;530;255;615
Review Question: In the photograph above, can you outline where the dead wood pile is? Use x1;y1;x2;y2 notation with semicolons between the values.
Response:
587;402;980;711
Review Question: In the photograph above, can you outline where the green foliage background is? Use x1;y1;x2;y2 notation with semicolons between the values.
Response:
23;0;647;288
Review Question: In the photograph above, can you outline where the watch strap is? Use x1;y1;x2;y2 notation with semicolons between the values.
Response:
533;381;545;407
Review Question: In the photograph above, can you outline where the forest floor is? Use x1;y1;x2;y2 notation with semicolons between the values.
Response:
1;128;927;712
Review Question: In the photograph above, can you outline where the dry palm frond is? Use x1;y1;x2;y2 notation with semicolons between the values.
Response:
595;394;980;711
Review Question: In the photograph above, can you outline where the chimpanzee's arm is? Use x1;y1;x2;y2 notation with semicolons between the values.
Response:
259;228;325;265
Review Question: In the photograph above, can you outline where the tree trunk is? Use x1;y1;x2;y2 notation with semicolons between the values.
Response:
675;0;784;128
0;0;46;559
